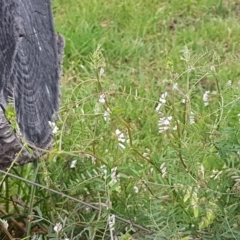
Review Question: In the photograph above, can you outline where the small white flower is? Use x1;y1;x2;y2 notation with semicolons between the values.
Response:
115;129;129;149
85;207;91;212
142;152;149;158
0;219;8;229
160;162;165;170
227;80;232;86
158;116;172;133
108;214;115;231
84;154;96;164
103;108;110;121
53;222;62;233
111;167;117;181
31;235;42;240
108;167;121;193
48;121;59;134
70;159;77;168
100;165;107;176
155;92;168;112
143;148;150;159
109;167;120;187
210;65;216;72
189;111;195;124
160;163;167;178
203;91;210;106
118;142;125;149
116;129;125;142
115;129;121;136
91;156;96;165
172;123;178;131
181;99;186;104
134;186;139;193
173;83;178;90
173;120;180;130
99;93;106;104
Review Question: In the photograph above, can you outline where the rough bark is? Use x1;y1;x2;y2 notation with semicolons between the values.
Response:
0;0;64;169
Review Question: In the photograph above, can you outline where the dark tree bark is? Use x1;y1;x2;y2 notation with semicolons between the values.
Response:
0;0;64;169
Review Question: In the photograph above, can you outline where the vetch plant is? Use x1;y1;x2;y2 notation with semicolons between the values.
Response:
3;1;240;238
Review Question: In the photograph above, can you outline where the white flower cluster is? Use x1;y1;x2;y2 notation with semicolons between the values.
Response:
70;154;96;169
227;80;232;86
155;92;174;133
52;222;69;239
95;92;107;114
133;185;139;193
210;65;216;73
203;90;210;106
70;159;77;168
143;148;150;159
160;163;167;178
189;111;195;125
181;98;186;104
101;165;121;193
109;167;120;187
99;93;106;104
96;91;112;122
158;116;172;133
84;153;96;165
53;222;62;233
115;129;129;149
100;164;107;177
0;219;8;229
48;121;58;134
173;83;178;90
108;214;116;231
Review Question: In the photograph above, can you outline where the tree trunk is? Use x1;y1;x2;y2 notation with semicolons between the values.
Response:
0;0;64;169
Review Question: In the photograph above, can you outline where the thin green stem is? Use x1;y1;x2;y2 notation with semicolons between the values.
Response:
26;161;39;237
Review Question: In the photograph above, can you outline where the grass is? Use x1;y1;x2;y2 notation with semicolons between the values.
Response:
1;0;240;239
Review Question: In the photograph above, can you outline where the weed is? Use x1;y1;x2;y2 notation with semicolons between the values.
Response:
1;0;240;239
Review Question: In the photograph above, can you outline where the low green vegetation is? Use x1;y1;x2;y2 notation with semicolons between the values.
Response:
1;0;240;239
